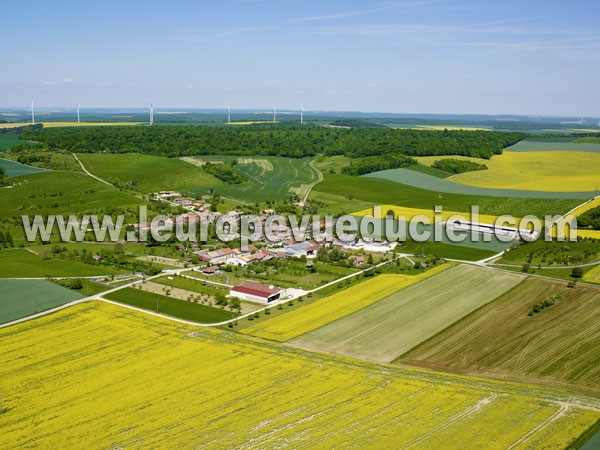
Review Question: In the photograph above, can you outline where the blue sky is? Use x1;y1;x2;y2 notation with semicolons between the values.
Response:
1;0;599;115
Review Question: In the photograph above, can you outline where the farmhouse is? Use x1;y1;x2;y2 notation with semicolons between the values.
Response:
284;241;320;258
230;281;284;304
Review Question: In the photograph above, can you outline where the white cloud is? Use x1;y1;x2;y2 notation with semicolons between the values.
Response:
62;78;74;83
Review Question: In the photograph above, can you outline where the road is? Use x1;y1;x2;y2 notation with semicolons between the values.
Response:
302;158;324;203
72;153;113;186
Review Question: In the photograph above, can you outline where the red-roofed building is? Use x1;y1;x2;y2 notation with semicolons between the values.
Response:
229;281;284;304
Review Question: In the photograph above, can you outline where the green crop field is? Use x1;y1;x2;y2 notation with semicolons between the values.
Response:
0;171;141;220
0;158;47;177
290;265;525;363
312;173;581;217
0;134;30;150
0;279;83;324
75;153;222;193
104;287;236;323
364;168;597;199
400;278;600;393
505;140;600;153
0;249;127;278
186;156;320;203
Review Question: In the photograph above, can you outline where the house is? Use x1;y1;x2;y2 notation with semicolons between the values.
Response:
284;241;320;258
349;255;366;266
202;266;220;275
174;197;193;206
195;247;239;265
230;281;284;304
92;255;103;261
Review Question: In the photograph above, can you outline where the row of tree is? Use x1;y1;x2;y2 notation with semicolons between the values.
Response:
431;158;488;174
341;154;416;175
20;125;526;160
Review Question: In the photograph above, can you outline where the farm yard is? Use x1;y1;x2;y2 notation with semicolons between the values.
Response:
186;156;320;203
400;278;600;393
0;279;82;324
1;301;598;449
75;153;221;192
290;265;525;363
241;265;451;341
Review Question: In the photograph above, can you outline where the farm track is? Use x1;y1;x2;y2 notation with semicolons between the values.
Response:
506;403;569;449
72;153;113;186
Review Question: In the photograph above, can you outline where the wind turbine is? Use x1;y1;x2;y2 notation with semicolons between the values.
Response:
76;104;80;123
227;106;231;124
149;103;154;126
273;106;276;123
31;101;35;124
300;104;304;124
579;116;585;125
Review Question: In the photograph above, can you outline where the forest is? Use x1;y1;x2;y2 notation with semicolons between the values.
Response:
20;125;526;160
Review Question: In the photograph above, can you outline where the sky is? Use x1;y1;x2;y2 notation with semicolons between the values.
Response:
1;0;599;116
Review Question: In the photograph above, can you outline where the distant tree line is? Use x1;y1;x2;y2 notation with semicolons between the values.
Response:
341;154;416;175
20;125;526;160
431;158;488;174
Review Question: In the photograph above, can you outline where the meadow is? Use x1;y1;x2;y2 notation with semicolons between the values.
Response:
241;264;451;342
75;153;221;193
0;171;141;220
435;151;600;192
0;249;127;278
364;167;597;199
504;139;600;153
583;264;600;284
312;173;581;218
290;265;525;363
0;133;32;150
0;279;82;324
186;156;319;203
1;301;597;449
400;278;600;393
104;287;235;323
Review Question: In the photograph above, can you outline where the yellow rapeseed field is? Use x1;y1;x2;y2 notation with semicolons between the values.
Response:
572;196;600;216
583;264;600;283
353;204;508;225
417;151;600;192
242;265;452;342
1;302;598;449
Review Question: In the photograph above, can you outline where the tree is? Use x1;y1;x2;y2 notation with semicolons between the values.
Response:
570;267;583;279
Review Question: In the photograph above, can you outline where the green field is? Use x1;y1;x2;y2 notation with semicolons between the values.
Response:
290;265;525;363
364;168;597;199
75;153;221;193
0;158;47;177
400;277;600;393
505;140;600;153
1;171;141;220
0;249;127;278
0;134;30;150
104;287;236;323
498;240;600;267
0;279;83;324
186;156;319;203
312;173;581;217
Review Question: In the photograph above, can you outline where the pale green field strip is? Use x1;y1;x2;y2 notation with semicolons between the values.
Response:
0;157;48;177
505;140;600;153
364;168;598;199
290;265;525;363
0;279;82;324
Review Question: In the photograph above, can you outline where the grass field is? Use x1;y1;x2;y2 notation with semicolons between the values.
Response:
364;168;597;199
505;140;600;153
76;153;221;193
400;278;600;393
431;151;600;192
187;156;319;203
104;287;235;323
291;265;525;363
0;157;47;177
312;174;581;217
0;279;82;324
0;249;127;278
242;264;452;342
0;171;141;221
1;301;597;448
0;134;31;150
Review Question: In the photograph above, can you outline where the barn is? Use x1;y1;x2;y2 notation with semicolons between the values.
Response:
230;281;284;305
